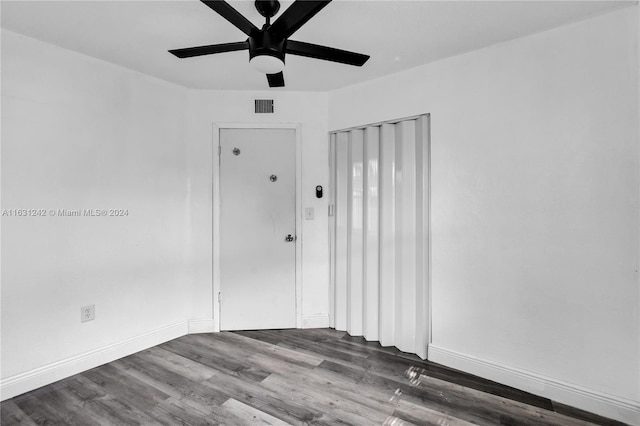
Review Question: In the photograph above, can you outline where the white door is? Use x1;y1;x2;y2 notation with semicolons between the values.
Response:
219;128;296;330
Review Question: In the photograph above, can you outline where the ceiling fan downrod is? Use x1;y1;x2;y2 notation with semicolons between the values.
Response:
255;0;281;26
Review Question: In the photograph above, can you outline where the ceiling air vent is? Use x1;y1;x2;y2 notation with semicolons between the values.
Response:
255;99;274;114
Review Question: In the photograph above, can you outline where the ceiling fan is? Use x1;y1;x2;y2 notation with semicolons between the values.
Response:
169;0;370;87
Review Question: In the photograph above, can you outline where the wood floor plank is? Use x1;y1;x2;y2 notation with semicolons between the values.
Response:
316;359;593;426
392;399;476;426
340;334;402;354
234;329;284;345
185;332;295;370
275;336;372;366
368;353;555;411
60;374;160;425
271;328;345;344
269;330;371;360
147;397;219;426
0;400;37;426
408;374;593;426
293;328;347;340
82;363;171;412
250;351;395;416
221;398;292;425
329;338;395;357
261;372;391;425
13;387;100;426
44;385;116;426
202;369;344;425
247;352;316;382
320;343;554;416
204;331;325;367
137;346;218;382
116;352;229;408
110;358;185;400
1;329;618;426
338;339;405;360
12;392;69;425
160;336;271;382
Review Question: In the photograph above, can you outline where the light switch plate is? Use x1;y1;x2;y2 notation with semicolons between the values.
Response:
305;207;314;220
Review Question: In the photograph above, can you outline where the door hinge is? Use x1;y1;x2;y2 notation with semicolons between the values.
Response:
328;204;335;216
218;146;222;156
218;292;221;303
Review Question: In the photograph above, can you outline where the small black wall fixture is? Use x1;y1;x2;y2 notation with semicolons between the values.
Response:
316;185;323;198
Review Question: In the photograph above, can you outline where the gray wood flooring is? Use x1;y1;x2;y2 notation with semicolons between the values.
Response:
0;329;627;425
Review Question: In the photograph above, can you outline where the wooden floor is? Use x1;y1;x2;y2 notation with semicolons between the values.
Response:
0;329;626;426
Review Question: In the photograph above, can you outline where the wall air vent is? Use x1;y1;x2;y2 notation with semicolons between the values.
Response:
255;99;274;114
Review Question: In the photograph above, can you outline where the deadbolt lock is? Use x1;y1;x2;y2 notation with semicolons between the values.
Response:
285;234;295;242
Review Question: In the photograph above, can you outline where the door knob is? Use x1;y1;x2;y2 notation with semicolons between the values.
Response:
285;234;295;242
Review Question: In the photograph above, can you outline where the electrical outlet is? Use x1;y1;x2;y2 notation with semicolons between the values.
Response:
81;304;95;323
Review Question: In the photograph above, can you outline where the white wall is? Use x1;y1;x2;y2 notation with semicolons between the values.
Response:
184;89;330;327
1;29;330;398
329;6;639;424
0;29;194;395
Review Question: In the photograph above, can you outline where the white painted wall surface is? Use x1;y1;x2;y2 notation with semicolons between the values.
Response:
1;30;330;398
329;6;639;423
1;29;192;385
184;90;330;328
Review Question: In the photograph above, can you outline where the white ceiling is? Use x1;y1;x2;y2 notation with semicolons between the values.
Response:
1;1;634;91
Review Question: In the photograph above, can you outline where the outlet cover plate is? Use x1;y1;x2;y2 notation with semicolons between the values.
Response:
81;304;95;322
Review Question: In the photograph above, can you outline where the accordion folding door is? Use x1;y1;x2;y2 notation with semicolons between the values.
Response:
329;114;430;359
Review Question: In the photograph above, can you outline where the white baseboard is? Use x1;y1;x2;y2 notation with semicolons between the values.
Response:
428;345;640;426
0;321;189;401
301;313;330;329
188;318;215;334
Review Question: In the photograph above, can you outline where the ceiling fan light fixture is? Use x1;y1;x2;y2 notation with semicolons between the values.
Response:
170;0;370;88
249;53;285;74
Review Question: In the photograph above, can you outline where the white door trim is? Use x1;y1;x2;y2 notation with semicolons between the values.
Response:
212;123;303;332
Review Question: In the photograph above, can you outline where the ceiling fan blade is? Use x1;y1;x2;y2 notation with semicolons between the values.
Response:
286;40;369;66
269;0;331;39
267;72;285;87
169;41;248;58
201;0;258;36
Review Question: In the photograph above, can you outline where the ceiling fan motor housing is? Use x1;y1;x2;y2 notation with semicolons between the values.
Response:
249;30;286;63
255;0;280;18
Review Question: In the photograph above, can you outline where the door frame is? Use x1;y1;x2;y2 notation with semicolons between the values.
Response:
212;123;303;332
